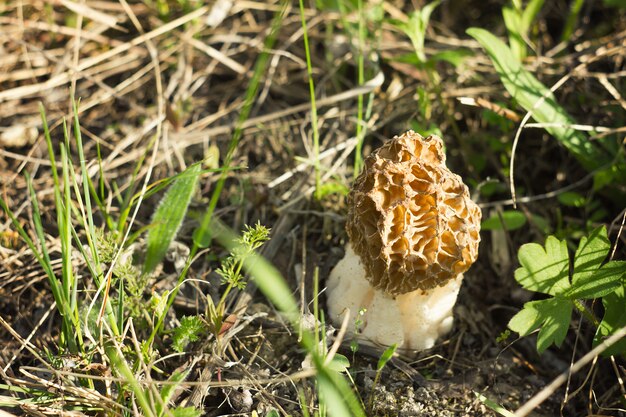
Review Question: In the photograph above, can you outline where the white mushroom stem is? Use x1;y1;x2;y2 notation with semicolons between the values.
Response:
326;245;463;351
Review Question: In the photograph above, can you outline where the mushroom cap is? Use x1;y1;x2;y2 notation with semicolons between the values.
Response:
346;131;481;295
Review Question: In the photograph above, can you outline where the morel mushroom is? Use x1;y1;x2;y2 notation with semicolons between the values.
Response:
326;131;481;351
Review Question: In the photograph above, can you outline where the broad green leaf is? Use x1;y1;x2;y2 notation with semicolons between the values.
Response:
509;298;572;354
566;261;626;299
594;285;626;356
535;297;572;353
466;28;608;171
144;164;201;274
572;226;610;286
508;300;544;336
502;6;525;60
481;210;527;231
514;236;570;295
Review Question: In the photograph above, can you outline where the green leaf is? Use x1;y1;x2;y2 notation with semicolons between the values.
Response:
317;180;349;199
594;284;626;356
557;191;586;207
430;48;474;67
508;300;543;336
502;6;525;60
144;164;201;274
327;353;351;373
481;210;527;231
535;298;572;354
316;364;366;417
466;28;608;171
157;370;190;416
509;298;572;354
567;227;625;300
514;236;570;295
377;344;397;371
571;226;610;286
521;0;545;31
172;316;206;353
566;261;626;299
474;391;516;417
395;1;441;63
212;219;299;323
171;406;202;417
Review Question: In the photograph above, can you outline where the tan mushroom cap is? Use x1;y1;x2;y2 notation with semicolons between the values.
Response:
347;131;481;295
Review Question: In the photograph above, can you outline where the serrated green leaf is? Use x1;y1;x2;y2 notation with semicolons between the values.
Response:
514;236;570;295
466;28;608;171
509;298;572;353
508;300;544;336
172;315;205;353
481;210;527;231
594;284;626;356
144;164;201;274
567;261;625;299
535;297;572;353
572;226;609;286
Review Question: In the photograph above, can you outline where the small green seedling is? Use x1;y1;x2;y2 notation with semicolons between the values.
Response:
367;344;397;413
508;226;626;355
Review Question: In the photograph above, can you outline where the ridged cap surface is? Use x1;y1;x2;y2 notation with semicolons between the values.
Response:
347;131;481;295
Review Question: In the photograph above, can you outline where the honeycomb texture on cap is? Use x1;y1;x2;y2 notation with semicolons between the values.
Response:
347;131;481;295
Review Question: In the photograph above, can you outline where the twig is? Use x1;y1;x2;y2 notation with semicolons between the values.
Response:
514;324;626;417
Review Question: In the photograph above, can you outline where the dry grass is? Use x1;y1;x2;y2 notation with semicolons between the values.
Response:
1;0;626;416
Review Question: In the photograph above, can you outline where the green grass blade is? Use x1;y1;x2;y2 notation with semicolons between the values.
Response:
298;0;321;199
474;391;516;417
71;97;100;265
521;0;544;31
561;0;584;42
212;220;365;416
466;28;610;171
193;0;288;249
60;144;83;352
143;163;201;274
104;343;155;417
24;173;76;349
